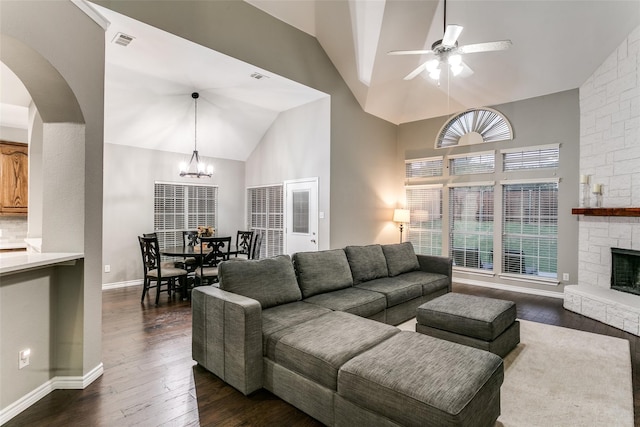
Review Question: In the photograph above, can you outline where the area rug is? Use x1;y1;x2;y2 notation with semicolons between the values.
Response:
397;319;634;426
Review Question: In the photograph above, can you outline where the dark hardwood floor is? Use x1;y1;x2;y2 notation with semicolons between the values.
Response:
6;283;639;426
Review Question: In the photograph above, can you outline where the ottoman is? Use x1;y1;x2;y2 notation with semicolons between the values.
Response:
336;332;504;427
416;293;520;358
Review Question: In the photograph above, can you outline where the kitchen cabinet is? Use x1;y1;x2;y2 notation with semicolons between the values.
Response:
0;141;28;215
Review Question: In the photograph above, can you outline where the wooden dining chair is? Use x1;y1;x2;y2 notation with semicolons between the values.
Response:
138;235;188;305
196;236;232;286
181;230;200;272
234;230;254;258
250;232;263;260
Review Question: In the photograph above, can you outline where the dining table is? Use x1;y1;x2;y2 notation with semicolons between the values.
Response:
160;245;213;298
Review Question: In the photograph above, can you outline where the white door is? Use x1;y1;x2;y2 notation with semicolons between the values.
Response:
285;178;318;255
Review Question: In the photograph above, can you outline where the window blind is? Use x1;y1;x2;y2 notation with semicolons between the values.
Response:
449;185;494;270
449;152;495;175
405;185;443;256
502;145;559;171
405;157;444;179
502;182;558;277
247;184;284;258
154;182;218;249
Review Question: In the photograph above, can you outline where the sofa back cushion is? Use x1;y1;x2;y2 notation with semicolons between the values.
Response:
219;255;301;309
345;244;389;285
382;242;421;277
293;249;353;298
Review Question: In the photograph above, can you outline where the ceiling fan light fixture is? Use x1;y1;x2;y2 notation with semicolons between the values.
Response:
425;59;440;72
428;68;441;80
448;54;462;66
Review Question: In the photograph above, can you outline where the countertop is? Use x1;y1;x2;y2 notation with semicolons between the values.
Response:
0;251;84;275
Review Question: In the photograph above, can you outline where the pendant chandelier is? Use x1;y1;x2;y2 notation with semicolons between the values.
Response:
179;92;213;178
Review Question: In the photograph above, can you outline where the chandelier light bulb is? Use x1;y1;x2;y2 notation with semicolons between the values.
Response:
207;165;214;175
179;162;188;173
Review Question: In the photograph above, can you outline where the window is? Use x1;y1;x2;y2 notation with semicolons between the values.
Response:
436;108;513;148
502;144;560;171
154;182;218;248
502;182;558;278
449;152;495;175
405;157;443;179
405;185;443;256
247;185;284;258
449;185;494;270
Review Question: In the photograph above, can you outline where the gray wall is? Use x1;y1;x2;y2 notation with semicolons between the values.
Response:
98;0;401;250
398;90;580;295
102;143;245;285
0;0;104;410
246;98;331;250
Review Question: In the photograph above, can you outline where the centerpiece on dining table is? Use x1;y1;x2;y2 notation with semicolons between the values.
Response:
197;225;215;237
194;226;215;252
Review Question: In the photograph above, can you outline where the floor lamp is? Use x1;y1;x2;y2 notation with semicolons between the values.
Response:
393;209;410;243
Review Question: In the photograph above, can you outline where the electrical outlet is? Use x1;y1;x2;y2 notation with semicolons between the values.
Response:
104;265;111;273
19;349;30;369
562;273;570;281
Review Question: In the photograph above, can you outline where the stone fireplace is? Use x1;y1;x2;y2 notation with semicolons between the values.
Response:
563;25;640;336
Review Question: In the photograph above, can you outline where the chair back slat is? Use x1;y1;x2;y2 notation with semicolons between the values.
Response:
183;230;200;247
200;236;232;267
250;232;263;260
138;235;161;273
235;230;254;257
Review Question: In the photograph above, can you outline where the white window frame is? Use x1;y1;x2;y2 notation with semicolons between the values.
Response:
247;184;284;258
500;178;560;284
153;181;218;249
405;184;444;256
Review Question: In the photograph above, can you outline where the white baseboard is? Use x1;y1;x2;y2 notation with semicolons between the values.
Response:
455;277;564;299
0;363;104;425
102;279;142;290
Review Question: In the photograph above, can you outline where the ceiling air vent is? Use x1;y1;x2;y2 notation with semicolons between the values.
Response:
250;72;269;80
112;32;134;47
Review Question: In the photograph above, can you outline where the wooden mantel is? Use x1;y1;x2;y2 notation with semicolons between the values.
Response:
572;207;640;217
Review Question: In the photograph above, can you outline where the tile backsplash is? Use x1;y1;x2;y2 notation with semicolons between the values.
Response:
0;216;28;244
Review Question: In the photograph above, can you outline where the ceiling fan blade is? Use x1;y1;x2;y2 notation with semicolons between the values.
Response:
442;25;463;47
457;40;512;54
403;63;427;80
388;49;434;56
458;60;474;78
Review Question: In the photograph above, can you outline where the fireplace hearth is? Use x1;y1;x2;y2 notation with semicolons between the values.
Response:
611;248;640;296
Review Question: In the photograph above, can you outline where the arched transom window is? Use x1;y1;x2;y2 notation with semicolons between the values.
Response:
436;108;513;149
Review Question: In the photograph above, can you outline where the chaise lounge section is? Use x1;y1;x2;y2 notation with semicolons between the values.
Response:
192;243;504;426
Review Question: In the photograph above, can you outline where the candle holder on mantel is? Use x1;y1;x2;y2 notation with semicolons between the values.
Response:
580;174;591;207
592;183;604;207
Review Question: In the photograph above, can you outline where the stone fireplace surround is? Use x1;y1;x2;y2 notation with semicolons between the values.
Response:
563;25;640;336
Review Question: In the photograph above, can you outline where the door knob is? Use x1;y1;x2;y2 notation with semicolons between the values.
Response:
311;239;316;243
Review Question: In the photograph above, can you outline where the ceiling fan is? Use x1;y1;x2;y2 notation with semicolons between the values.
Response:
388;0;512;81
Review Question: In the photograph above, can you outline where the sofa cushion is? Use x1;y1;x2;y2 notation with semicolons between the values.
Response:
344;245;389;285
396;271;450;296
293;249;353;298
219;254;301;309
381;242;420;277
268;311;399;390
262;301;332;355
304;287;387;319
338;332;504;427
355;276;422;307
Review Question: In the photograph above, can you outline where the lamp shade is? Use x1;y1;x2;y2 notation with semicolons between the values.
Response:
393;209;410;223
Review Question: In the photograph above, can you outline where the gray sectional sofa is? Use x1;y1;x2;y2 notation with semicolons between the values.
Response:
192;242;504;426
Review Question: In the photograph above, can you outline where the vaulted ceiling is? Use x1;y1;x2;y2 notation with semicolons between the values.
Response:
1;1;638;159
249;0;640;124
